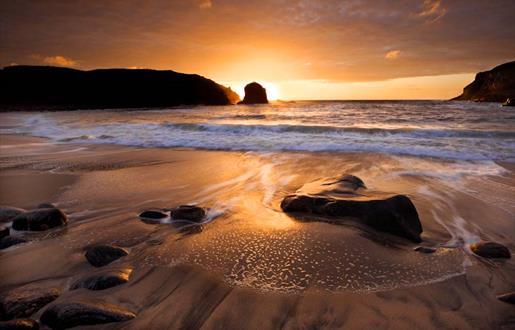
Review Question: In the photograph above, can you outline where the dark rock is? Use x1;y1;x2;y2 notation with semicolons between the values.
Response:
0;237;27;250
0;207;26;223
11;209;67;231
238;82;268;104
0;65;240;111
280;175;423;242
36;203;55;209
70;269;132;291
85;245;128;267
0;226;8;239
470;241;511;259
502;98;514;106
497;292;515;305
138;210;168;221
0;319;39;330
170;205;206;222
0;286;60;320
452;61;515;102
40;300;135;329
414;246;437;254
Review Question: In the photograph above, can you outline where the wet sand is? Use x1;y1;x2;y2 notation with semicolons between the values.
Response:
0;134;514;329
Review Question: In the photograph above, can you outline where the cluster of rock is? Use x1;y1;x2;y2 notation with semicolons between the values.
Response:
0;180;513;329
0;202;209;329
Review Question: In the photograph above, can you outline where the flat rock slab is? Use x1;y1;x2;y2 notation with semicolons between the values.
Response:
11;209;67;231
0;286;60;320
85;245;128;267
70;269;132;291
497;292;515;305
0;319;39;330
280;175;423;243
470;241;511;259
0;226;8;239
0;237;27;250
0;207;26;223
40;300;136;329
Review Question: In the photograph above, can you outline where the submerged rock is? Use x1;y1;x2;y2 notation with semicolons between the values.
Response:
85;245;128;267
497;292;515;305
280;175;423;242
0;226;8;239
36;203;55;209
40;300;136;329
0;319;39;330
0;286;60;320
170;205;206;222
414;246;437;254
11;208;67;231
238;82;268;104
70;269;132;291
470;241;511;259
138;210;168;221
0;237;28;250
0;207;26;223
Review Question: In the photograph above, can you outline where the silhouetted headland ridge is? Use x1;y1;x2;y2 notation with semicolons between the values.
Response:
0;66;240;111
453;61;515;103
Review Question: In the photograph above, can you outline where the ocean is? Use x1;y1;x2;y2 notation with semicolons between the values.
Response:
1;100;514;162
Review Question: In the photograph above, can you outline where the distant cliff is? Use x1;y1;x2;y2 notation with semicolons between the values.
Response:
452;61;515;102
0;66;240;110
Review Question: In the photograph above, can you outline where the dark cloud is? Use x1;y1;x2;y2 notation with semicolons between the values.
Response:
1;0;514;82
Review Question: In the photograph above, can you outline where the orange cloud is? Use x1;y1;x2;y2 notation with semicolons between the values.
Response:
198;0;212;9
385;50;401;60
418;0;447;23
42;55;78;67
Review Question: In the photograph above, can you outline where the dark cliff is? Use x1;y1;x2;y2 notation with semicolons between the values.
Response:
452;61;515;102
0;66;240;110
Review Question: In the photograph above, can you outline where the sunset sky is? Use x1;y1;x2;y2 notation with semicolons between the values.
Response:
1;0;514;100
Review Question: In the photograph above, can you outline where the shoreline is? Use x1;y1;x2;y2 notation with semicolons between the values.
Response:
1;133;514;328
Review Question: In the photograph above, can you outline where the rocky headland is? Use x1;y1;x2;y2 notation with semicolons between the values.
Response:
453;61;515;103
0;66;240;110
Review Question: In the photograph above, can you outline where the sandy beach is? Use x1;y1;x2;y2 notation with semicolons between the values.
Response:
1;134;514;329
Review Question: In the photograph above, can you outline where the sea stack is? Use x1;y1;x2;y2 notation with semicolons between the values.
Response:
238;82;268;104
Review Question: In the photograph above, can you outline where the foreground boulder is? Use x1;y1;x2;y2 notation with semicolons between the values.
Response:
40;300;135;329
280;175;423;242
11;209;67;231
36;203;55;209
85;245;128;267
0;286;60;320
0;237;27;250
0;207;26;223
0;319;39;329
170;205;206;222
470;241;511;259
238;82;268;104
70;269;132;291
